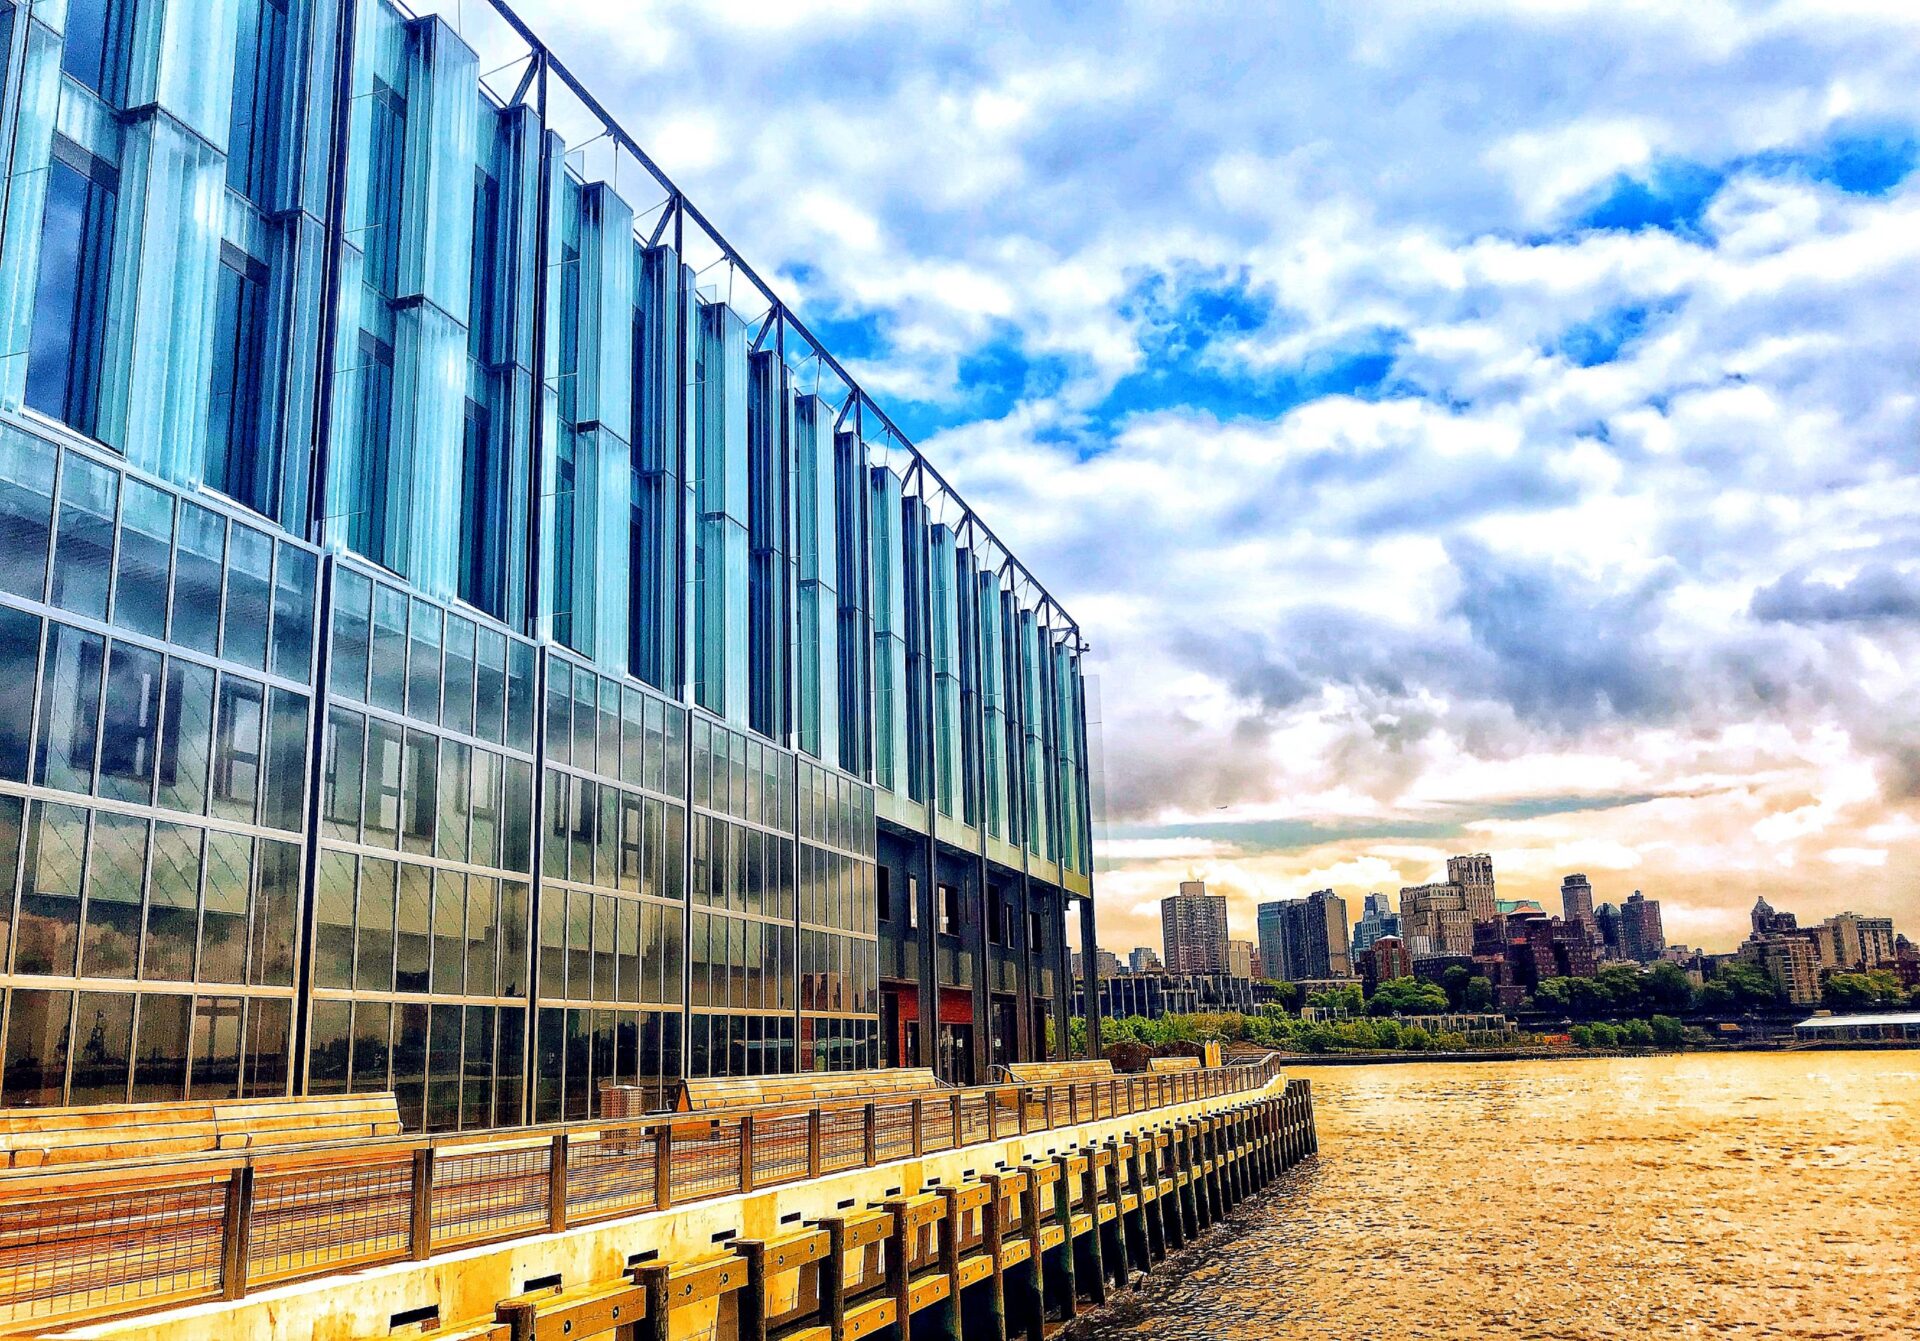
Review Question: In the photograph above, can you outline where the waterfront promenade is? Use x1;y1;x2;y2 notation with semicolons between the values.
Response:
0;1060;1313;1339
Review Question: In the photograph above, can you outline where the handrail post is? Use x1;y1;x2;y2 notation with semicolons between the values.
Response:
950;1092;962;1148
1068;1084;1078;1125
1017;1085;1030;1135
409;1146;435;1260
548;1132;568;1233
808;1107;823;1177
863;1101;878;1165
220;1164;255;1300
912;1098;925;1158
741;1114;756;1194
655;1122;674;1210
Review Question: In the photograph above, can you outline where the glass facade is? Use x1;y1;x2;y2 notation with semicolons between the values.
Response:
0;0;1092;1123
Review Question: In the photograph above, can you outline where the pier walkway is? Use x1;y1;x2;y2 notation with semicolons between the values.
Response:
0;1059;1314;1340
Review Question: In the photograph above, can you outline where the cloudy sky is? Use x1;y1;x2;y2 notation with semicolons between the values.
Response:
496;0;1920;956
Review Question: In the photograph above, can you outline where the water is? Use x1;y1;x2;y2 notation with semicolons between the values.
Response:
1074;1052;1920;1339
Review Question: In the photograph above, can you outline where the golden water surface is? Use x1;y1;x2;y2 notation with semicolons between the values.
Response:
1078;1051;1920;1339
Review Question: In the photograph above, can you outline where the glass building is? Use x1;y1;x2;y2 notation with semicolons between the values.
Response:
0;0;1095;1127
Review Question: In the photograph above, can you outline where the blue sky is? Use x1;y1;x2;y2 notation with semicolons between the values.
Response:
488;0;1920;954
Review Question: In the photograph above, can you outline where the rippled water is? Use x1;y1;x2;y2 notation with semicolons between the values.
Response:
1075;1052;1920;1339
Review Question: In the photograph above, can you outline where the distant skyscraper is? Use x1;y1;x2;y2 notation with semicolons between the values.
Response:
1359;935;1413;992
1128;946;1164;973
1260;890;1353;980
1560;873;1595;932
1621;891;1665;964
1751;896;1797;937
1447;853;1498;922
1400;882;1472;955
1593;902;1624;959
1226;940;1256;979
1162;881;1230;973
1353;892;1399;955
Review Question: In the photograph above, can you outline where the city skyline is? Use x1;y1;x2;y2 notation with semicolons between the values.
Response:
517;2;1920;967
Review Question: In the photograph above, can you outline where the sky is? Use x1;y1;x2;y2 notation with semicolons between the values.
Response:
489;0;1920;957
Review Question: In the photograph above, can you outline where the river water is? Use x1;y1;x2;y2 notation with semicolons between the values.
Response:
1073;1051;1920;1339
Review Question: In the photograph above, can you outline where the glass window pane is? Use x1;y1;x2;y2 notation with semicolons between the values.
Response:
329;566;372;703
98;640;163;804
425;1004;461;1131
0;795;24;972
0;428;56;602
356;857;396;991
443;615;475;736
501;756;532;873
0;605;42;782
251;838;299;988
349;1000;391;1092
222;523;273;669
406;600;441;725
33;623;103;795
432;871;464;995
270;545;317;683
80;812;144;979
369;584;407;714
395;862;430;993
131;992;190;1103
144;820;202;981
505;640;535;752
621;688;644;787
17;801;86;977
26;152;116;436
363;719;401;847
4;988;73;1106
261;687;308;833
112;479;172;638
307;998;351;1095
210;674;264;823
544;659;571;766
466;877;497;997
499;880;529;999
199;830;251;984
322;705;364;842
461;1004;493;1129
401;729;437;856
69;989;133;1105
244;997;292;1098
474;628;505;745
393;1001;427;1129
189;995;243;1099
157;658;215;815
312;850;355;990
468;748;498;869
171;504;226;656
436;739;469;863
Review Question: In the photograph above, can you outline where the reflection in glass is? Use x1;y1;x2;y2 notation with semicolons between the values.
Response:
17;802;86;977
355;858;395;991
393;1002;427;1129
0;605;42;782
211;675;264;823
157;659;215;815
251;838;299;987
369;585;407;714
112;480;173;637
131;992;190;1102
311;850;355;990
51;454;116;619
406;600;441;725
307;998;351;1095
80;812;144;978
98;641;163;803
25;151;116;437
171;504;226;656
329;566;371;702
0;429;56;602
34;623;103;795
199;830;251;984
401;729;436;855
426;1005;461;1131
270;546;316;683
3;988;73;1106
363;719;401;846
395;862;430;993
261;687;308;832
143;821;201;981
349;999;390;1091
69;990;133;1104
322;706;364;842
244;997;291;1098
221;524;273;669
190;995;243;1099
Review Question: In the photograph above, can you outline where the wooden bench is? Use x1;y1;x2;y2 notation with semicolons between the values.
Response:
1146;1055;1201;1073
0;1092;403;1169
674;1069;945;1112
1001;1060;1116;1086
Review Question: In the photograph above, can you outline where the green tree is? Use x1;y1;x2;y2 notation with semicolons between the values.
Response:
1365;976;1449;1016
1649;1014;1685;1047
1464;976;1496;1011
1698;962;1785;1012
1569;1024;1595;1049
1440;964;1473;1010
1618;1018;1655;1048
1260;980;1303;1012
1823;970;1906;1012
1307;983;1365;1016
1643;961;1698;1013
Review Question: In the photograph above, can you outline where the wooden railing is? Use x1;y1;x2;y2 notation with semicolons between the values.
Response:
0;1057;1286;1333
